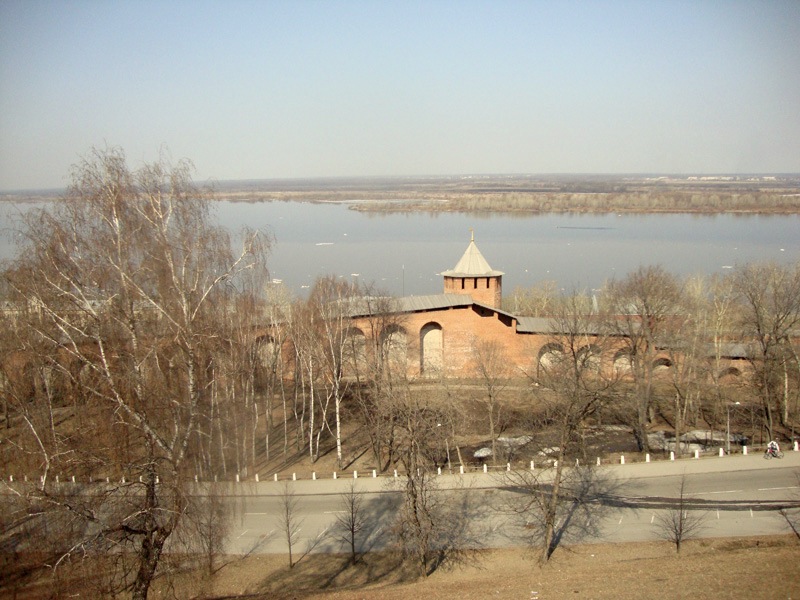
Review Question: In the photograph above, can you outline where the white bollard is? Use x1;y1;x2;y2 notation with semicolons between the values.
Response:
507;463;511;471
483;464;488;473
596;457;601;466
719;448;724;457
694;449;699;459
372;469;377;478
255;473;259;482
460;465;465;475
670;451;675;461
273;473;278;482
333;472;337;480
394;469;398;479
292;473;297;481
195;474;199;483
438;467;441;475
575;459;579;467
354;471;358;479
236;473;240;483
646;453;650;463
312;472;316;480
531;460;535;470
620;455;625;465
795;440;799;452
72;475;76;483
743;446;748;455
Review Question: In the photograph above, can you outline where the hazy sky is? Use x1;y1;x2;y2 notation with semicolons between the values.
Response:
1;0;799;190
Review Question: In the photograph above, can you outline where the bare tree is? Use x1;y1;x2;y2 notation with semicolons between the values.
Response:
307;276;359;469
334;481;368;565
2;147;267;599
347;292;407;472
177;482;234;577
653;474;707;553
390;388;451;577
659;276;708;456
278;482;303;569
502;465;614;564
471;338;511;464
701;273;742;440
288;298;321;461
603;266;682;452
260;284;293;462
735;262;800;439
521;291;615;564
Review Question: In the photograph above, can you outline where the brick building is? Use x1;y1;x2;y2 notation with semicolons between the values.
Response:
346;236;749;381
348;236;589;379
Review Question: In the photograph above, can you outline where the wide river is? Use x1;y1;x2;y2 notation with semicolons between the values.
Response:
2;200;799;297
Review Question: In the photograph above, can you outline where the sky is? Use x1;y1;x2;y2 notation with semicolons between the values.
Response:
1;0;799;191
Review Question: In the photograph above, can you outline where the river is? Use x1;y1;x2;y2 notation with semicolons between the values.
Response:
2;200;799;297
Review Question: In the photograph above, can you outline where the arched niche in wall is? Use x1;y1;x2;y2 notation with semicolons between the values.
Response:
420;322;443;375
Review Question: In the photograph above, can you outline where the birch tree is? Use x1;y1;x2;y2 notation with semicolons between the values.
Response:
307;276;359;469
2;147;267;599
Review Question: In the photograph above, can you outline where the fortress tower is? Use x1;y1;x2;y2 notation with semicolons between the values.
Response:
441;232;504;309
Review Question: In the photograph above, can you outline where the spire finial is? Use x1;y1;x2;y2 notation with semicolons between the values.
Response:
469;227;474;242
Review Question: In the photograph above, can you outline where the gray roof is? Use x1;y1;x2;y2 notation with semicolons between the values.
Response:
397;294;474;313
707;343;754;359
515;317;560;334
344;294;473;318
515;316;606;335
441;240;504;278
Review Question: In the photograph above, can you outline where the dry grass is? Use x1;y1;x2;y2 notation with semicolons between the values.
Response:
156;535;800;600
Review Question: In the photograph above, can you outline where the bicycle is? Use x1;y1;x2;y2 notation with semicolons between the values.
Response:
764;449;784;459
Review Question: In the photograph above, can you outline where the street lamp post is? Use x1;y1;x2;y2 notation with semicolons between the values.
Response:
727;401;741;454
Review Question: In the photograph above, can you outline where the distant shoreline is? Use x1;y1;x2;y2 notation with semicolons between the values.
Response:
213;173;800;215
4;174;800;215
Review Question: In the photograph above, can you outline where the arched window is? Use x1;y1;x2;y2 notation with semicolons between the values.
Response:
613;350;633;373
255;335;279;370
381;325;408;372
577;344;602;372
420;322;443;374
343;327;367;374
718;366;741;382
652;357;672;373
538;343;565;371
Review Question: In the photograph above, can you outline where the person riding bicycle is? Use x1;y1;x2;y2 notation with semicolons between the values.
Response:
767;440;780;456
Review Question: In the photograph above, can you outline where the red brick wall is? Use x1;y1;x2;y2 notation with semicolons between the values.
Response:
353;304;540;378
443;276;502;309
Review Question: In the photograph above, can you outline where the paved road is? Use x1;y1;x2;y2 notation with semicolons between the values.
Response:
221;452;800;555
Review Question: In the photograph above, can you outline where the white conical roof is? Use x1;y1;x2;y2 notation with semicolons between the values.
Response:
441;239;504;277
